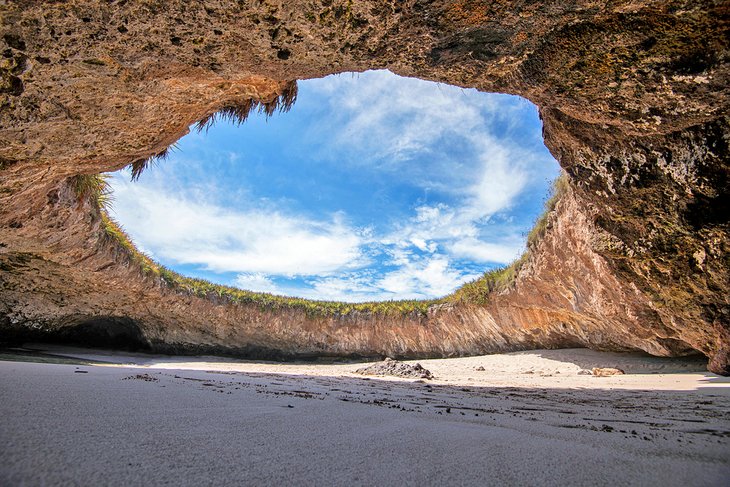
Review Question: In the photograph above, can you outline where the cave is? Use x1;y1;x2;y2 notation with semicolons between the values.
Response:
0;1;727;374
57;316;149;351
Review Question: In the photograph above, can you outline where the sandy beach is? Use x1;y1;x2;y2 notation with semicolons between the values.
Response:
1;345;728;486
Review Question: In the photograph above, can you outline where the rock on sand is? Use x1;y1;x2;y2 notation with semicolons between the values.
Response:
355;358;434;379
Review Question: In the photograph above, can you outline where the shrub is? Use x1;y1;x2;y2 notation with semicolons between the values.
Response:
70;173;113;210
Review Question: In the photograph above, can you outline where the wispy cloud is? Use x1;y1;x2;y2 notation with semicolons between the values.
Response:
304;70;545;270
306;70;538;195
261;255;482;303
376;255;481;299
448;238;523;264
234;273;279;294
109;174;366;276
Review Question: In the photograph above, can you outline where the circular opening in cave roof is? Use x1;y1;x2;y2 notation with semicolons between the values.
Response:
106;70;560;302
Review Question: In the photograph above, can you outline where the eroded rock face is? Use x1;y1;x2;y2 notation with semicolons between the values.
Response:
0;1;727;373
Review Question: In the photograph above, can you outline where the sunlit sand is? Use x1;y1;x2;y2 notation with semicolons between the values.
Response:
1;346;728;485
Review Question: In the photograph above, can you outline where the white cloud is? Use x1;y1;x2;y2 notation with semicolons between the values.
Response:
307;70;536;193
259;255;482;303
448;238;522;264
306;70;538;271
467;140;529;218
106;70;558;301
308;72;490;183
298;274;385;302
109;174;366;276
235;273;279;294
390;204;477;244
377;255;481;299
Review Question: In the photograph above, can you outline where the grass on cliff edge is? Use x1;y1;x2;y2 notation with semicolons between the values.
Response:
101;209;434;317
72;172;567;317
450;175;569;305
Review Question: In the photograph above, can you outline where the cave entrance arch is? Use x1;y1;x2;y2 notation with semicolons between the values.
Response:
0;1;726;372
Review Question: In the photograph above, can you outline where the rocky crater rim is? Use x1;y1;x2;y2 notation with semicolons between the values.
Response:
86;171;561;316
100;73;557;308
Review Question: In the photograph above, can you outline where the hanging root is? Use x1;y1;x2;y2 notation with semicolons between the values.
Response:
129;81;298;180
195;80;298;132
128;144;176;181
278;80;298;112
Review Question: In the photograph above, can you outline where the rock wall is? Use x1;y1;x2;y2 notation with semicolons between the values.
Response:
1;1;727;373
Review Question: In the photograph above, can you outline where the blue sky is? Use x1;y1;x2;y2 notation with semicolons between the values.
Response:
107;70;560;302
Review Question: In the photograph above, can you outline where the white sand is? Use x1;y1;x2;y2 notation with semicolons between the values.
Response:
1;346;728;486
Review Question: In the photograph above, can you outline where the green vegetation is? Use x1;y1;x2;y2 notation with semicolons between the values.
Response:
449;254;528;305
526;174;569;249
99;211;436;317
129;146;174;181
100;212;159;276
194;81;298;132
126;83;298;182
80;111;566;315
448;175;568;305
70;173;113;210
91;174;569;314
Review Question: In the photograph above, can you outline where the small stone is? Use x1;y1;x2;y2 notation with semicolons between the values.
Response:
592;367;625;377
